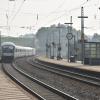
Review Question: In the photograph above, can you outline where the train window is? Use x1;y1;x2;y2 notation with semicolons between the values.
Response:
9;46;14;49
3;45;14;49
2;48;14;53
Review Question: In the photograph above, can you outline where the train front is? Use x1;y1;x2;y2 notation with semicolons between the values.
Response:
1;43;15;63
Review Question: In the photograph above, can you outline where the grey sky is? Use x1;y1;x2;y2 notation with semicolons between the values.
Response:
0;0;100;36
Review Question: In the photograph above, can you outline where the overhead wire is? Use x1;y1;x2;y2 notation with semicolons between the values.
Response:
39;0;91;27
5;0;96;32
10;0;17;18
8;0;91;30
86;0;100;31
9;0;26;24
34;0;66;28
46;0;66;15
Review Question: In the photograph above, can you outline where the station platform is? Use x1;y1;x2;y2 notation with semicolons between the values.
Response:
37;56;100;73
0;64;37;100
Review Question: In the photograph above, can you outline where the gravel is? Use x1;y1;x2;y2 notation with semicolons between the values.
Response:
15;57;100;100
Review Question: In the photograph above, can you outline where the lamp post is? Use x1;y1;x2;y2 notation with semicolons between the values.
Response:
0;31;1;46
46;41;48;58
46;31;49;57
64;16;73;62
48;43;51;58
51;31;55;59
57;23;62;60
99;7;100;28
0;31;1;61
73;35;76;61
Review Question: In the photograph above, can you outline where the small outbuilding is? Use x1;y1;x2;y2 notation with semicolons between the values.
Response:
84;42;100;65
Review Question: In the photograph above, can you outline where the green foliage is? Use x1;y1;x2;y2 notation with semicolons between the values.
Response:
1;36;35;47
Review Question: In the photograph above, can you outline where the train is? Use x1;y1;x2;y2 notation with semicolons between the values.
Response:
1;42;35;63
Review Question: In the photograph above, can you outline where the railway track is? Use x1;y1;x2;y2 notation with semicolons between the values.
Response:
31;58;100;87
14;56;100;100
2;60;77;100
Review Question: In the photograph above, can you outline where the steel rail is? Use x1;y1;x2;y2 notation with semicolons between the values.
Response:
13;62;78;100
2;63;45;100
28;57;100;87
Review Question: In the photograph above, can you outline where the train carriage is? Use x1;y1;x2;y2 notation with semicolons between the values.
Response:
1;42;35;63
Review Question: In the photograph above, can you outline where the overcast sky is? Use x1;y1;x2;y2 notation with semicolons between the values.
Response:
0;0;100;36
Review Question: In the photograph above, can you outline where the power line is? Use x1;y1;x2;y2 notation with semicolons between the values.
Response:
10;0;26;24
35;0;66;25
46;0;66;15
10;0;16;18
6;0;91;29
35;1;87;27
38;0;91;27
42;12;67;26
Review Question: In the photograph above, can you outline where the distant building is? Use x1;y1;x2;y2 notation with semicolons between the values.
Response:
91;33;100;42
